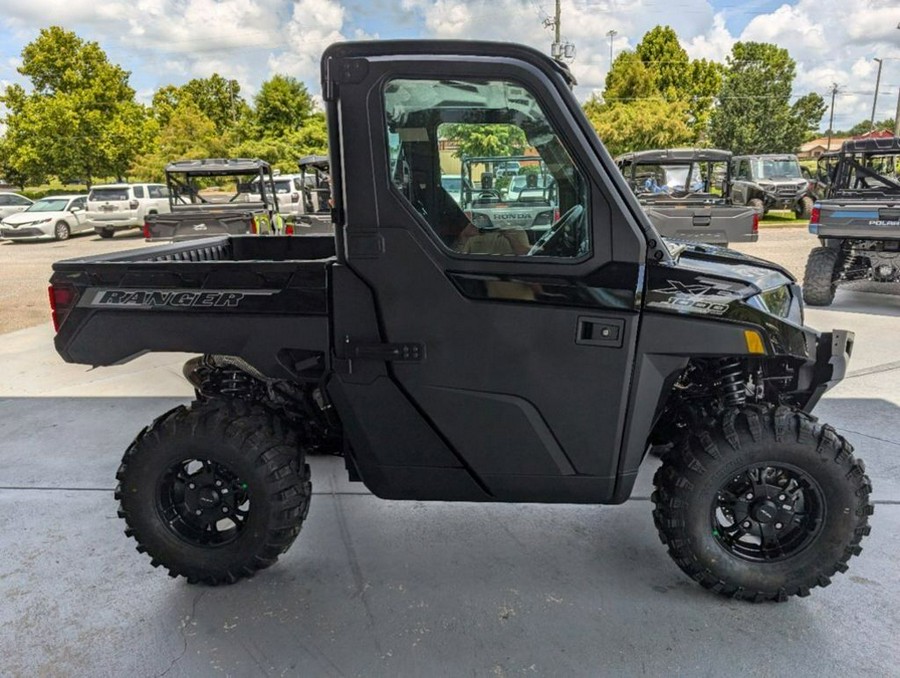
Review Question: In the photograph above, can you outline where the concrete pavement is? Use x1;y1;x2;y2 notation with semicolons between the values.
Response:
1;287;899;677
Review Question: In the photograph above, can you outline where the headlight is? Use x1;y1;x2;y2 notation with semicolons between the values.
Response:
34;218;51;224
746;284;802;324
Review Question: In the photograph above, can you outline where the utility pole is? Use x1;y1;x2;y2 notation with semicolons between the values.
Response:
606;30;617;67
871;57;884;130
827;83;839;151
546;0;573;62
894;87;900;137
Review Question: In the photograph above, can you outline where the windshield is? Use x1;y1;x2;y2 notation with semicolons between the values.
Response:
27;198;69;212
754;158;802;180
89;188;129;201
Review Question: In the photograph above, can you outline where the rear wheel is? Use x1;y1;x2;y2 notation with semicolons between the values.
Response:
98;227;114;239
115;399;311;584
54;221;70;241
802;246;839;306
794;196;814;220
652;407;872;601
748;198;765;217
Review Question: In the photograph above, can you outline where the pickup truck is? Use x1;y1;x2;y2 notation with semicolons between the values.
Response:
50;40;870;602
616;148;758;246
803;136;900;305
143;158;281;241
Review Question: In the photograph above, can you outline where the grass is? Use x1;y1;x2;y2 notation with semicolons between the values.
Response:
760;210;808;228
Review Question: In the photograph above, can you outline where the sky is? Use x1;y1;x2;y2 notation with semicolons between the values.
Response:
1;0;900;131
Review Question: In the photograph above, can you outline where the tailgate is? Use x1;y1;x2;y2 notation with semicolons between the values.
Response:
643;204;758;245
814;202;900;240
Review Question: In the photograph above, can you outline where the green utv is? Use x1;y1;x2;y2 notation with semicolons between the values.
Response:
49;41;872;601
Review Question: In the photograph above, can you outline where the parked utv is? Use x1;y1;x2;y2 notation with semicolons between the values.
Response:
143;158;281;241
803;136;900;305
616;148;758;246
732;154;813;218
50;41;871;602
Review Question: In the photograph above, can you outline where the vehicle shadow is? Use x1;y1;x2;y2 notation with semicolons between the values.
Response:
814;286;900;318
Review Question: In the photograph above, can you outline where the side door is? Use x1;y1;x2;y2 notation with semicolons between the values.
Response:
69;197;88;232
324;43;651;504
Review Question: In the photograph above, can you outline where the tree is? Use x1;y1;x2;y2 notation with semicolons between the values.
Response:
131;101;228;180
150;75;248;133
834;117;896;136
583;96;693;156
601;26;722;143
254;75;314;137
0;27;146;186
710;42;826;153
440;124;527;158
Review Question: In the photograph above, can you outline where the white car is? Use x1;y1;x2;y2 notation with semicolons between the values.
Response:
0;194;89;241
86;183;170;238
0;192;34;220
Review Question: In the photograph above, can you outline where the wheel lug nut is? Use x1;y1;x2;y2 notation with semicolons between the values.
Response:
222;507;229;513
188;483;195;489
778;494;786;501
195;509;202;515
742;521;751;528
221;488;229;494
215;480;222;487
775;522;783;530
746;493;754;500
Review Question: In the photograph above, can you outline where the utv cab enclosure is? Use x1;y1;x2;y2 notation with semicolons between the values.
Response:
49;41;871;602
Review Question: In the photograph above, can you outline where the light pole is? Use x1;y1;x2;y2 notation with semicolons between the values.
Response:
871;57;884;130
606;30;617;67
827;83;839;151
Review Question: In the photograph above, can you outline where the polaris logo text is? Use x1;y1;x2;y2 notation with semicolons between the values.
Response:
868;219;900;227
87;289;276;308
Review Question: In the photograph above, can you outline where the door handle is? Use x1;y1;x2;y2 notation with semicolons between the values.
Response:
575;317;624;348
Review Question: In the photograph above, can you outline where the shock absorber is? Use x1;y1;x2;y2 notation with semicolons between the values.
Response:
717;359;746;408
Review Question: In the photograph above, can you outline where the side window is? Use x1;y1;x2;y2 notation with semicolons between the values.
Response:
72;197;87;210
148;185;163;199
10;194;31;206
384;78;590;259
133;185;145;199
0;195;9;206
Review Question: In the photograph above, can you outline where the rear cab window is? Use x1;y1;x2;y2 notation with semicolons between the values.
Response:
89;188;129;202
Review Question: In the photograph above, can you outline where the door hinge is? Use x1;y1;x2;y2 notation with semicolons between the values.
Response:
345;338;425;362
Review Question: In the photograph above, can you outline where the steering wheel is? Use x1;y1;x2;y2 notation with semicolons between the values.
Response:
527;205;585;257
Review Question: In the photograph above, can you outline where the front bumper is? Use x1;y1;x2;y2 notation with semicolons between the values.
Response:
1;227;52;239
800;329;854;411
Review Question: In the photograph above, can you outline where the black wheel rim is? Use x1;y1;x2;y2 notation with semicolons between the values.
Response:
711;462;825;562
156;458;251;547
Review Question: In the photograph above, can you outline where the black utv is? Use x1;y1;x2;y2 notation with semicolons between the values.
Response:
732;154;814;218
803;136;900;305
49;41;871;602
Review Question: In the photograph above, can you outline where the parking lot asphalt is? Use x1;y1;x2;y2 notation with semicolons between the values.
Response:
1;280;899;677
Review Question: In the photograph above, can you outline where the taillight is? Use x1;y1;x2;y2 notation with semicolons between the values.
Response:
554;209;560;221
810;206;820;224
285;223;294;235
291;192;299;203
129;199;139;209
143;222;151;239
250;217;258;234
48;284;78;333
752;212;759;234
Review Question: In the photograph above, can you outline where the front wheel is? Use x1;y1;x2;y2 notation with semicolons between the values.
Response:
54;221;70;241
653;407;872;602
115;399;311;584
795;196;814;219
98;227;114;239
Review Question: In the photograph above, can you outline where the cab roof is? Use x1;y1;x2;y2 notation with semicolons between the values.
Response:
841;136;900;154
616;148;732;164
